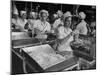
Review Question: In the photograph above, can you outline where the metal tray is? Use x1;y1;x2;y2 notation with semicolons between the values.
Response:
22;44;78;71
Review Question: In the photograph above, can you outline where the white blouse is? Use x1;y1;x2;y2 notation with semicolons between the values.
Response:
34;20;51;34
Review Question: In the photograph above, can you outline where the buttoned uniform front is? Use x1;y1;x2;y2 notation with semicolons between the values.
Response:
33;20;51;39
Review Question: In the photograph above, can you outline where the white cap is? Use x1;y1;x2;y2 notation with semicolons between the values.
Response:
53;14;58;18
30;12;35;16
64;11;72;18
39;10;49;17
13;6;18;15
20;11;26;16
63;11;72;20
79;12;86;19
57;10;63;15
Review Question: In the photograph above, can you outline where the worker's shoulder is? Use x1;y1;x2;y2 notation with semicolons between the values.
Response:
77;20;87;27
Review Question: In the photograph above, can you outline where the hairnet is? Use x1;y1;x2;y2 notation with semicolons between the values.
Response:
79;12;86;19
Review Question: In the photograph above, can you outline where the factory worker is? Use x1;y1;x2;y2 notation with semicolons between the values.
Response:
57;11;75;55
16;10;28;32
28;11;37;30
57;10;63;18
76;12;88;35
53;10;64;29
33;10;51;39
11;6;19;29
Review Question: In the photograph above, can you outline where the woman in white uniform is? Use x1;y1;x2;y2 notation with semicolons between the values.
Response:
16;11;28;32
76;12;88;35
28;11;37;30
33;10;51;39
11;5;19;30
53;10;64;30
57;11;75;56
12;10;28;32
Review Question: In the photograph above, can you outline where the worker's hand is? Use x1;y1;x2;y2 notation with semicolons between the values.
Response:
71;30;79;36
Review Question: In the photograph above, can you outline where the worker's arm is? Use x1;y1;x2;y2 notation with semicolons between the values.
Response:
58;32;74;45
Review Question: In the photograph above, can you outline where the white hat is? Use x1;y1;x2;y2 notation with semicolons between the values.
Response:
30;12;35;16
79;12;86;19
39;10;49;17
20;11;26;16
57;10;63;15
13;6;18;15
53;14;58;18
64;11;72;18
63;11;72;20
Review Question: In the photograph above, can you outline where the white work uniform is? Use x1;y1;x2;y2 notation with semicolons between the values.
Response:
57;26;73;52
12;18;28;32
34;20;51;39
53;18;64;29
18;18;28;32
76;20;88;35
34;20;51;33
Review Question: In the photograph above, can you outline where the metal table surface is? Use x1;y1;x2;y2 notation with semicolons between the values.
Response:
12;39;79;73
12;48;79;73
12;38;57;48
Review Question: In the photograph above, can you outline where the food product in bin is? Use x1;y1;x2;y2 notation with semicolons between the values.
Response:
29;51;66;69
23;44;66;69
